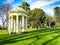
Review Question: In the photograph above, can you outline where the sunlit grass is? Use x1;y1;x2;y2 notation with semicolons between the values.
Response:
0;27;60;45
0;30;8;35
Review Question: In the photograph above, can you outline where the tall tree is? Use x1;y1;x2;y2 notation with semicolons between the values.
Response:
54;7;60;26
54;7;60;22
0;3;12;29
0;10;5;29
21;2;30;11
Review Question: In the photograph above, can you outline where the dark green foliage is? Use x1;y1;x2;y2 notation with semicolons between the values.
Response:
45;15;53;27
21;2;30;11
54;7;60;26
54;7;60;22
50;21;55;27
28;8;46;28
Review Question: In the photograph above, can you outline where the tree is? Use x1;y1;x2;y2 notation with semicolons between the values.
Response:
0;3;12;29
54;7;60;26
21;2;30;11
54;7;60;22
50;21;55;27
28;8;46;28
0;10;5;29
45;15;53;28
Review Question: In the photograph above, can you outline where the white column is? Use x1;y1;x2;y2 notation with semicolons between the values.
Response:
16;15;19;33
20;20;22;31
8;16;11;34
18;20;20;32
26;17;28;32
22;16;24;32
11;16;13;33
14;19;16;33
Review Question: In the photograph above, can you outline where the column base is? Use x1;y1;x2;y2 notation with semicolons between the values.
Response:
16;32;20;34
20;32;28;34
14;32;16;34
10;32;20;34
11;32;14;34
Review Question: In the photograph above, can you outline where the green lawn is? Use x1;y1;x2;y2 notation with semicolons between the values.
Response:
0;27;60;45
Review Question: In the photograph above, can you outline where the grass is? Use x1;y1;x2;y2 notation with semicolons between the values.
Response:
0;27;60;45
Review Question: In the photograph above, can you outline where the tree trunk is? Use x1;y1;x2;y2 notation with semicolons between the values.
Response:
2;22;4;30
6;13;9;30
2;16;5;30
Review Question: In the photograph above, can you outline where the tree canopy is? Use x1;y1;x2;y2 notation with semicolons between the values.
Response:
21;2;30;11
28;8;46;28
54;7;60;22
54;7;60;26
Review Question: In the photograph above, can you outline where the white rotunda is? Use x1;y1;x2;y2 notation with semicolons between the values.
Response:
8;7;28;34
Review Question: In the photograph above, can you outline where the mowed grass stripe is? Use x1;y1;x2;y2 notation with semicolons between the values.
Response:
0;27;60;45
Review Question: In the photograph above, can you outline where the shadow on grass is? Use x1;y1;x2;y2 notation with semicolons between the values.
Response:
0;28;60;45
43;35;60;45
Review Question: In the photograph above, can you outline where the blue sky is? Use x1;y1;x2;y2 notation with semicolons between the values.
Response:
0;0;60;25
0;0;60;16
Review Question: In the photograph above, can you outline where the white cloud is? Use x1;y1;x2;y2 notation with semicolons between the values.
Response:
23;0;33;4
29;0;60;17
30;0;57;10
42;4;60;17
4;0;14;3
42;7;54;17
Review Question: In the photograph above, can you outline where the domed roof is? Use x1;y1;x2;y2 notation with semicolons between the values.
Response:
8;7;27;16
